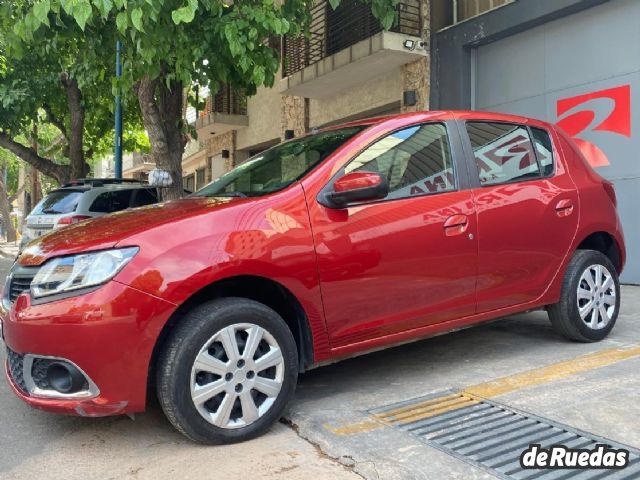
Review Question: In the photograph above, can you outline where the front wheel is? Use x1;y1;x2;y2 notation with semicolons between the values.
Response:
156;298;298;444
548;250;620;342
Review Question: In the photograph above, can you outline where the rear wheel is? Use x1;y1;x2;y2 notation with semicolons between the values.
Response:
548;250;620;342
156;298;298;444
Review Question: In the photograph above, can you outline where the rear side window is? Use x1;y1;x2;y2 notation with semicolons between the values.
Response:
89;190;133;213
466;122;540;186
345;123;455;200
131;188;158;208
33;190;83;215
531;127;554;176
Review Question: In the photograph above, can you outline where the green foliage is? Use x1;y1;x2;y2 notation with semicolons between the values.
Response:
9;0;399;106
0;148;21;196
0;1;148;178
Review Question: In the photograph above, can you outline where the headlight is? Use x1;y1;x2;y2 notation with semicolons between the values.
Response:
31;247;139;299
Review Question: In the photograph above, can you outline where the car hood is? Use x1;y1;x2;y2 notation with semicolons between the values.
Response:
19;196;239;266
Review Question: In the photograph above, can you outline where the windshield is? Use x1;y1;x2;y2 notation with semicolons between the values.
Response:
32;190;83;215
194;126;366;197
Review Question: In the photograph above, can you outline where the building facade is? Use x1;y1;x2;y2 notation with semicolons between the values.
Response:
180;0;431;192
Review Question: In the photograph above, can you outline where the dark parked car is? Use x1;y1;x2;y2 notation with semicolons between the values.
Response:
2;111;625;444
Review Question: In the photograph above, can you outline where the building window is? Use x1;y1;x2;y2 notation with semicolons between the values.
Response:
196;168;206;189
183;174;196;193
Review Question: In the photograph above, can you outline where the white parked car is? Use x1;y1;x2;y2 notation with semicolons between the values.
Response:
20;179;160;252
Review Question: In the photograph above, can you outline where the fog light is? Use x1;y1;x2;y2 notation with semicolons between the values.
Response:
46;362;86;394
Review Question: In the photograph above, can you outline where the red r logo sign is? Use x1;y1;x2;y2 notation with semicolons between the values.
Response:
556;85;631;167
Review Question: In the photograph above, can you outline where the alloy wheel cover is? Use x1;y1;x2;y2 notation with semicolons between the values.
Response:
190;323;285;429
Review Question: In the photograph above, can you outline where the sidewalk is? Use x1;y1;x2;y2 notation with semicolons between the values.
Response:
0;241;19;259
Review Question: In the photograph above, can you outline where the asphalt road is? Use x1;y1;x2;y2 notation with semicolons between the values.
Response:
1;254;639;479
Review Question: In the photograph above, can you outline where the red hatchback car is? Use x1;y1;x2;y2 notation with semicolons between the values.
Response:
2;111;625;444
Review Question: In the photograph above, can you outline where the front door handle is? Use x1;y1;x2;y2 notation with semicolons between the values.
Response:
444;214;469;236
555;199;574;218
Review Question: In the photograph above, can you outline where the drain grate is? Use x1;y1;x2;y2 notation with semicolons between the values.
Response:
371;391;640;479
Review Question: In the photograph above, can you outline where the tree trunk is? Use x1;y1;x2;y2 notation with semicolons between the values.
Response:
31;124;42;205
0;173;16;243
136;74;185;201
61;74;89;180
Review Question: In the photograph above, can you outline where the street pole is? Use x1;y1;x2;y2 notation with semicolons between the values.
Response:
114;40;123;178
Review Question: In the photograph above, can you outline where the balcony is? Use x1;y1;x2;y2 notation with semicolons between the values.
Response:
191;85;249;137
280;0;426;98
123;153;154;175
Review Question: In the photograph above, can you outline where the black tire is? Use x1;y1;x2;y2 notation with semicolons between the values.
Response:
548;250;620;342
156;297;298;444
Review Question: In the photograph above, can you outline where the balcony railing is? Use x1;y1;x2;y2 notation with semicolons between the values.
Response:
185;85;248;125
283;0;423;77
201;85;247;117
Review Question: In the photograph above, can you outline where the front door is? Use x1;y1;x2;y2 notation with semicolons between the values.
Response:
461;120;579;313
306;122;478;348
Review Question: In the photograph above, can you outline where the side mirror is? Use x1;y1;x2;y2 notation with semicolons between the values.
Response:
321;171;389;208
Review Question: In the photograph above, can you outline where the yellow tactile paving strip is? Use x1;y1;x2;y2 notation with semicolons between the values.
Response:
325;343;640;436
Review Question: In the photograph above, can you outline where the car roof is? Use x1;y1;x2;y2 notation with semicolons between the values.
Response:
323;110;553;131
52;179;153;194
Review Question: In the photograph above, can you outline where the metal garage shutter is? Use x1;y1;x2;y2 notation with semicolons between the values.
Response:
473;0;640;284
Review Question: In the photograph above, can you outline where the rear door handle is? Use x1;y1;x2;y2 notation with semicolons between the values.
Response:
555;199;574;217
443;214;469;236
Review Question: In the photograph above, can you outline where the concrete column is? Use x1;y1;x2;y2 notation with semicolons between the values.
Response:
401;0;431;112
281;95;309;140
205;131;236;174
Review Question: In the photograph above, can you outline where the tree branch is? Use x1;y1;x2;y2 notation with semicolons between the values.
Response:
0;132;69;184
42;133;67;155
8;183;25;204
42;103;68;140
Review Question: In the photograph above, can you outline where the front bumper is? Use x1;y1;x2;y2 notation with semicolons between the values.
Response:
1;280;176;416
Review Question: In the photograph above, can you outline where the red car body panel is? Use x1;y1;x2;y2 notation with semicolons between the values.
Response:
1;110;625;416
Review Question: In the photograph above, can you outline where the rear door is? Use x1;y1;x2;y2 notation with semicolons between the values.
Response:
305;121;479;347
459;118;579;313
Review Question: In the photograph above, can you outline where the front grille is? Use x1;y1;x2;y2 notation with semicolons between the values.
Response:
5;348;28;394
6;265;39;303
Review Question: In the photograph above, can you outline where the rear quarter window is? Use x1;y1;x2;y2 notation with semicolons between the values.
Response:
131;188;158;208
89;190;134;213
530;127;555;176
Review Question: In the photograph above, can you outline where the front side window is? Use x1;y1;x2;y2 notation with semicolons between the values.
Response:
466;122;540;186
345;123;455;200
195;126;365;198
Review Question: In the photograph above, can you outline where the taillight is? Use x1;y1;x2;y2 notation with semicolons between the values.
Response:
56;215;93;227
603;180;617;207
